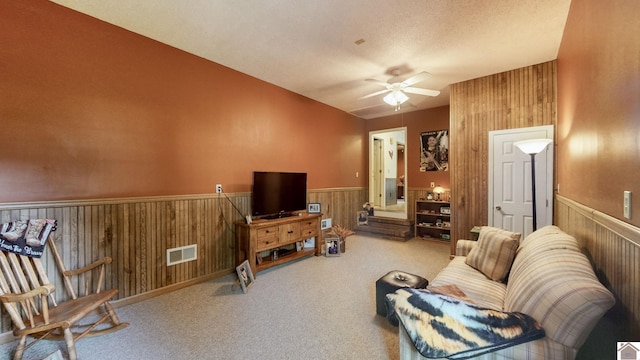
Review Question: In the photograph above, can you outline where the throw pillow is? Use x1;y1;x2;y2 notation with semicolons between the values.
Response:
465;226;520;282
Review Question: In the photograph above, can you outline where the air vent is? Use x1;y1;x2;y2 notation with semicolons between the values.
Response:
167;244;197;266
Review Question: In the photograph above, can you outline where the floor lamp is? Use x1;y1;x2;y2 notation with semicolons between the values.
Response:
514;139;552;231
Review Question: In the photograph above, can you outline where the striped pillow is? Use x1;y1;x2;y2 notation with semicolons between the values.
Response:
465;226;521;282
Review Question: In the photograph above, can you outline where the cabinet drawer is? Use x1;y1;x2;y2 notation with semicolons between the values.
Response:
300;219;318;238
280;222;300;243
256;226;278;249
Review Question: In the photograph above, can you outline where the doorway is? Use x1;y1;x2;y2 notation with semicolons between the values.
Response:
488;125;554;238
369;127;407;219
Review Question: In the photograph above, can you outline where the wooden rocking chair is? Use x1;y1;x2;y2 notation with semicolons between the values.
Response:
0;229;128;360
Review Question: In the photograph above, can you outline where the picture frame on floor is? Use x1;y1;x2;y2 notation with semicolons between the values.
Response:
325;237;340;257
236;260;255;293
357;210;368;225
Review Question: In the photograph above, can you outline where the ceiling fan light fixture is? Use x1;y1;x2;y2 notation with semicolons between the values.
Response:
383;91;409;106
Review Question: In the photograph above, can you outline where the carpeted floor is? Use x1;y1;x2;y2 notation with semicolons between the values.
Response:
0;235;451;360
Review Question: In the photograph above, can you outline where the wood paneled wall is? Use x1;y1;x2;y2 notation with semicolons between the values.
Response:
556;195;640;339
449;61;557;254
308;188;368;230
0;188;364;335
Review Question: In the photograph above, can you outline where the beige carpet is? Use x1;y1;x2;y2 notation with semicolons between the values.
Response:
0;235;451;360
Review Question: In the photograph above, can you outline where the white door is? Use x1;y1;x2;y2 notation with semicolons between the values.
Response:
373;137;384;208
489;125;553;238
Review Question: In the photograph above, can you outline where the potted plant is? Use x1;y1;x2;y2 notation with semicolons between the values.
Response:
331;225;355;253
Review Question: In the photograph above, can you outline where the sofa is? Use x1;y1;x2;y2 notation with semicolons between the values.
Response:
394;225;616;360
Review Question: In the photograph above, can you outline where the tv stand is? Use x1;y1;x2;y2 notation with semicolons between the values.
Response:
235;213;323;276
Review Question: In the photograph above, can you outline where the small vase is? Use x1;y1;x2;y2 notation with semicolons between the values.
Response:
340;239;345;253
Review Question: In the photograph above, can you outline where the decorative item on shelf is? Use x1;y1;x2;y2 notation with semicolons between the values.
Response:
426;192;434;200
303;237;315;248
363;202;374;216
433;186;445;201
440;206;451;215
308;202;321;214
331;225;355;253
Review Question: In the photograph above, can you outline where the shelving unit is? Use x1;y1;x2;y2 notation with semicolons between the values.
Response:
415;200;451;242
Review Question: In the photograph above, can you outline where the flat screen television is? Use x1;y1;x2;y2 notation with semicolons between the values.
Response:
251;171;307;218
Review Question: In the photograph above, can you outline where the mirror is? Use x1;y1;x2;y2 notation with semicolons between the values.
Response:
369;127;407;219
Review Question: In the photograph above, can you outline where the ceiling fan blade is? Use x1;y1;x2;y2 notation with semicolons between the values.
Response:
360;89;391;99
401;71;431;87
404;87;440;97
365;78;392;88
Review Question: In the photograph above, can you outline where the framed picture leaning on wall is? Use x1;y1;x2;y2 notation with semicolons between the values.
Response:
235;260;255;293
357;211;368;225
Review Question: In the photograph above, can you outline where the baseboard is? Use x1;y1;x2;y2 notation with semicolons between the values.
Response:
110;268;234;308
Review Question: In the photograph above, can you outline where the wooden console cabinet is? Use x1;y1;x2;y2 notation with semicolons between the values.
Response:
235;213;323;276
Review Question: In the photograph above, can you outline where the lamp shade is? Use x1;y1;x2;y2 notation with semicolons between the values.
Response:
433;186;445;194
383;91;409;106
514;139;552;154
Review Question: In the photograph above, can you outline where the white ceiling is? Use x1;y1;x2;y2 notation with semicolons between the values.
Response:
51;0;571;119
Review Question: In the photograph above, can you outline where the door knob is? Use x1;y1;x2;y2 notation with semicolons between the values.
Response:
495;206;502;211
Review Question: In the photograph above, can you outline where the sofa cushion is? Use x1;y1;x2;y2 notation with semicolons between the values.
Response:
465;226;521;282
515;225;581;256
505;226;615;349
431;257;506;310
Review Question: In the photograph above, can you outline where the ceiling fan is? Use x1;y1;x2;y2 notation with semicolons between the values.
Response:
361;70;440;111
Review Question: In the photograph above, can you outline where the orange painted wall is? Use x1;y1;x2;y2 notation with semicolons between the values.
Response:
365;106;451;190
0;2;366;202
557;0;640;227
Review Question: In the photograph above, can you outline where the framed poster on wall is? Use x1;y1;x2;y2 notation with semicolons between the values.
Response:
420;130;449;171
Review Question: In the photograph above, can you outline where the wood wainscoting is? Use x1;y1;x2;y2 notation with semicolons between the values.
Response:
449;61;557;256
556;195;640;340
0;188;365;338
307;187;368;231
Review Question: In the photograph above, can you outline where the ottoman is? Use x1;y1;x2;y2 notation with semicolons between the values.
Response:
376;270;428;316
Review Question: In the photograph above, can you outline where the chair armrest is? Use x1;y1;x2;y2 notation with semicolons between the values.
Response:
60;257;113;298
0;284;55;303
455;240;476;256
62;257;112;277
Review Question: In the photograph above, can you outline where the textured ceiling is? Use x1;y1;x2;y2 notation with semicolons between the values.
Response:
50;0;571;119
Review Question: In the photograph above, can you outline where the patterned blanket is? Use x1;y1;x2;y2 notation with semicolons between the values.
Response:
386;288;545;359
